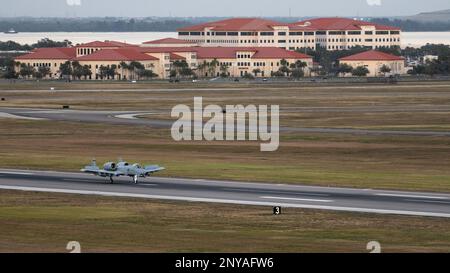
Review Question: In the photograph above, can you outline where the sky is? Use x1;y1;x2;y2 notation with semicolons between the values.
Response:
1;0;449;18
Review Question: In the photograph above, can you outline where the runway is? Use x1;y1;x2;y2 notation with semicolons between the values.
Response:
1;169;450;218
2;107;450;137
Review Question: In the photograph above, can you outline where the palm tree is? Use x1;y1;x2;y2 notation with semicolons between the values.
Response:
252;68;261;77
120;61;129;80
220;64;230;77
380;64;391;77
197;61;208;78
209;59;219;77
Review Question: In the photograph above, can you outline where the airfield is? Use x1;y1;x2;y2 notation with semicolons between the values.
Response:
1;80;450;252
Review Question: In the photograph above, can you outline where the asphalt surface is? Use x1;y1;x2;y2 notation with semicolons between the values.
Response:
1;107;450;136
1;169;450;218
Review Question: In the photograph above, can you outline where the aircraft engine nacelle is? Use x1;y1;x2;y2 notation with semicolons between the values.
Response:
103;162;117;171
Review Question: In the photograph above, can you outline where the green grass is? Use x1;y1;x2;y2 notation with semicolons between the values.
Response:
1;118;450;192
2;190;450;253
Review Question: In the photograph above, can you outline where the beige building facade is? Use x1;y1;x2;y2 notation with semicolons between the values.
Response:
339;50;406;77
178;17;401;51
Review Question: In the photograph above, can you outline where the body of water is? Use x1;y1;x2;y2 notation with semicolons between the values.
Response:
0;31;449;48
0;32;178;45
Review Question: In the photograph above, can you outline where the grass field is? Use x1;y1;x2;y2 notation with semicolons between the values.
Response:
1;82;450;253
2;190;450;253
1;82;450;191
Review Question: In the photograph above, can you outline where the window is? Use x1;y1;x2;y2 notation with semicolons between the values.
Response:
290;32;303;36
376;31;389;35
329;31;345;35
348;31;361;35
278;32;286;36
260;32;274;36
304;32;315;36
390;31;400;35
178;32;189;36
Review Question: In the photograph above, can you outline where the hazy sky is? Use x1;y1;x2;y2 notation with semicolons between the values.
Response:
1;0;449;17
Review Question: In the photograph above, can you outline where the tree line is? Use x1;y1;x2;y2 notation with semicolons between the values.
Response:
0;38;72;51
1;17;450;32
0;18;196;32
298;44;450;76
1;60;158;80
371;18;450;32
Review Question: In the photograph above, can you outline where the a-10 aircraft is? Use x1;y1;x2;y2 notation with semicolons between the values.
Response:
81;159;165;184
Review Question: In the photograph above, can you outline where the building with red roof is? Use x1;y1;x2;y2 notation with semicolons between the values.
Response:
75;40;137;57
15;43;313;79
15;48;77;78
142;38;197;48
177;17;401;51
338;50;406;77
193;47;313;77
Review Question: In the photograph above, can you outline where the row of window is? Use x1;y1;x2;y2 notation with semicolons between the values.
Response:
203;39;316;44
77;48;100;56
327;44;396;50
320;37;400;43
233;61;291;67
179;30;400;36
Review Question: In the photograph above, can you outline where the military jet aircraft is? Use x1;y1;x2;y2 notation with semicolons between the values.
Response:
81;159;165;184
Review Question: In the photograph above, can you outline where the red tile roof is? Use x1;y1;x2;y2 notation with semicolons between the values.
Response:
137;47;198;54
16;47;76;60
179;17;400;32
76;40;136;48
292;17;400;31
138;46;311;60
143;38;196;44
339;50;404;61
75;48;158;61
178;18;286;32
170;53;186;60
195;47;312;60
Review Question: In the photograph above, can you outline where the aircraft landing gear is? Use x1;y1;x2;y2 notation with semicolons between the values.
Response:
133;175;138;184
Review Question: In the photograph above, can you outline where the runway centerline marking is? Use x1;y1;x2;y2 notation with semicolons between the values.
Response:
63;179;98;183
376;193;449;200
260;196;334;203
223;188;329;197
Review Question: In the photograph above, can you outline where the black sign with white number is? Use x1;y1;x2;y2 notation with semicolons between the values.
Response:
273;206;281;215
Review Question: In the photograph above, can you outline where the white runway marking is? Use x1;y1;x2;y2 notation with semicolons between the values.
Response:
376;193;449;200
114;113;154;120
224;188;329;197
260;196;334;203
2;185;450;218
0;171;34;175
0;112;46;121
405;199;450;205
62;179;99;183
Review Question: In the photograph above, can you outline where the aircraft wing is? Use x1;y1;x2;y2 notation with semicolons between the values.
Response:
143;165;165;175
81;167;124;177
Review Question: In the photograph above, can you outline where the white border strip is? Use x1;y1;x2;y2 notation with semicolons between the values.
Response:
2;185;450;218
376;193;449;200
